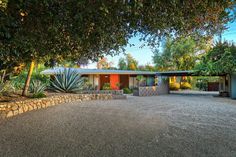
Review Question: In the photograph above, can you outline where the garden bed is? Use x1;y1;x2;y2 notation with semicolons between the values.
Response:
0;93;113;119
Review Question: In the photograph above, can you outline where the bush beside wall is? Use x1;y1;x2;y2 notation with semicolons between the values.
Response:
169;83;180;90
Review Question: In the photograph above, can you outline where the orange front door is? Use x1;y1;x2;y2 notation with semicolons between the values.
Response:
110;74;120;90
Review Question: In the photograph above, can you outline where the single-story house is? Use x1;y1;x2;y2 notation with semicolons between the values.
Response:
41;68;236;99
41;67;156;90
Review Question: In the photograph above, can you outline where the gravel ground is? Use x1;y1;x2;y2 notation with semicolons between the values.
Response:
0;94;236;157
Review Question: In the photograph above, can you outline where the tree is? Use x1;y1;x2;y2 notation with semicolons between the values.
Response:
153;37;205;71
138;64;155;71
153;38;174;71
144;64;155;71
118;53;138;70
1;0;235;95
126;53;138;70
195;41;236;75
76;57;89;68
97;58;113;69
118;58;127;70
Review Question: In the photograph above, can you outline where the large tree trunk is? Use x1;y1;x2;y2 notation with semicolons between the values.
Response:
22;60;35;96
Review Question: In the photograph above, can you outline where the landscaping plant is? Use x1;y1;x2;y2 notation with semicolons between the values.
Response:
50;68;84;93
29;80;46;94
180;82;192;89
0;81;15;96
29;80;47;98
169;82;180;91
196;79;208;91
102;83;111;90
123;88;133;94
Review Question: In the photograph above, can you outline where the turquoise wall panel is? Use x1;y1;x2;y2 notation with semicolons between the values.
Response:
147;77;154;86
231;73;236;99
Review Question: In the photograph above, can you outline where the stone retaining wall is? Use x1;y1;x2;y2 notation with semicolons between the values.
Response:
78;90;123;95
133;84;169;96
0;94;112;119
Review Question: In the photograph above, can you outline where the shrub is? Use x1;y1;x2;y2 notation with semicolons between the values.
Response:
169;82;180;90
196;79;208;91
10;64;50;90
83;82;95;90
50;68;84;93
29;80;46;94
180;82;192;89
0;81;15;96
32;92;46;98
102;83;111;90
123;87;133;94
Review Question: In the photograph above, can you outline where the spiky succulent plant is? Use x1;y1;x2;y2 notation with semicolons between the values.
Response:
29;80;46;94
50;68;84;93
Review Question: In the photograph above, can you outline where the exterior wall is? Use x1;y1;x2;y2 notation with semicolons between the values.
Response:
219;75;231;97
88;75;94;86
157;77;169;94
87;74;156;90
120;75;129;89
110;74;120;90
146;76;155;86
129;76;138;88
133;76;169;96
87;75;99;89
231;73;236;99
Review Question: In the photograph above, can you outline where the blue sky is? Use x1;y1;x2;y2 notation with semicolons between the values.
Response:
87;21;236;69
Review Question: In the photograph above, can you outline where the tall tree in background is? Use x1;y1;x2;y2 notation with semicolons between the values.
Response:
195;41;236;75
153;38;174;71
126;53;138;70
153;37;207;71
0;0;235;95
97;58;113;69
118;58;127;70
118;53;138;70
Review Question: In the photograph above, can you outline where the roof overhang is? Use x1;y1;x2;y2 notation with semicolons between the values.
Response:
156;70;226;76
156;70;195;76
41;67;156;75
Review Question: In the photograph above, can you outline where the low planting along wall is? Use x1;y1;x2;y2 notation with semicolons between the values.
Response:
0;94;112;119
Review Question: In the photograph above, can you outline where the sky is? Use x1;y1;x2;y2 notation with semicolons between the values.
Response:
87;21;236;69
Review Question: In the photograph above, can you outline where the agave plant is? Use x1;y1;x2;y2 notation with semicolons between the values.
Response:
29;80;46;94
50;68;84;93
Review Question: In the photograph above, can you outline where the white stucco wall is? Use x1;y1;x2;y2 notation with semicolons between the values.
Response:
129;77;138;88
88;74;99;87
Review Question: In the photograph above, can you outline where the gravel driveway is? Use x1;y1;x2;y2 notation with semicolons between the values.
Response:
0;94;236;157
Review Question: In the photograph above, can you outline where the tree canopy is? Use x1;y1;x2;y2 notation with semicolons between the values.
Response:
118;53;138;70
195;41;236;75
97;57;113;69
153;37;207;71
1;0;235;70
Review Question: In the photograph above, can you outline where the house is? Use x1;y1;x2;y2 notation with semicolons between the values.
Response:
41;67;156;90
41;68;236;99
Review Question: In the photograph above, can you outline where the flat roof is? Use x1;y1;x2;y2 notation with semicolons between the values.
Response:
41;67;156;75
156;70;226;76
156;70;195;76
